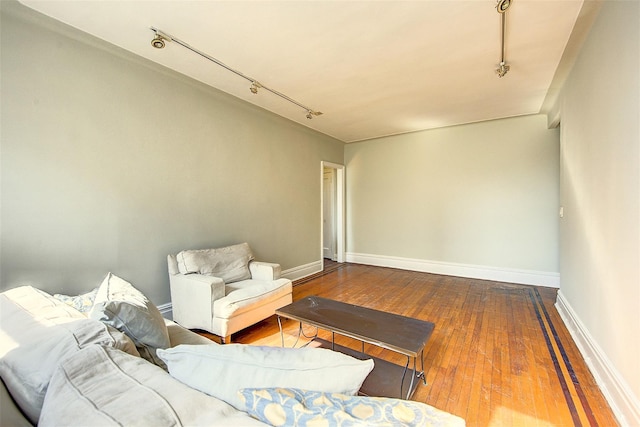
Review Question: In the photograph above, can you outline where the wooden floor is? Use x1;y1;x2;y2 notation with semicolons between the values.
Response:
217;262;618;426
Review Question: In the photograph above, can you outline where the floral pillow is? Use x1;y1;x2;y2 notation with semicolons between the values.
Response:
239;388;466;427
54;288;98;313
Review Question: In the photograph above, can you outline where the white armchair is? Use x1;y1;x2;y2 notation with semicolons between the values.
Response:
167;243;292;343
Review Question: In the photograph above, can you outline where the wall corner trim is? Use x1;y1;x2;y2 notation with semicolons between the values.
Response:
555;291;640;426
346;252;560;287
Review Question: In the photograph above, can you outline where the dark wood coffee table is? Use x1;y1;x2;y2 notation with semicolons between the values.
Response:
275;296;435;399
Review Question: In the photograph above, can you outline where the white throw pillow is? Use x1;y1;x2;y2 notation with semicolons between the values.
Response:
176;242;254;283
89;273;170;366
39;345;265;427
0;286;139;424
157;344;374;410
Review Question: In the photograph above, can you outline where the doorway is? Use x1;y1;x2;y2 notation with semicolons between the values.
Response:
321;162;345;267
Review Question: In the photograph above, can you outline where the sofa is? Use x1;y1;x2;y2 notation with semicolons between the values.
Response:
0;275;465;427
168;243;293;343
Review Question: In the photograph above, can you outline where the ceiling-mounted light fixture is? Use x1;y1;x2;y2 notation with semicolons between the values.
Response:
307;111;323;120
496;0;511;13
495;0;512;78
496;61;510;78
149;27;323;120
249;81;261;94
151;30;170;49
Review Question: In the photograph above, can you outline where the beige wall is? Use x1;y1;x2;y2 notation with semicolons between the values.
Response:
558;1;639;423
0;2;344;304
344;114;560;282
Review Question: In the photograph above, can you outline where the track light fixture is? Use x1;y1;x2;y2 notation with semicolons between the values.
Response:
149;27;323;120
151;35;165;49
151;30;170;49
495;0;512;78
496;61;510;78
249;81;261;94
496;0;511;13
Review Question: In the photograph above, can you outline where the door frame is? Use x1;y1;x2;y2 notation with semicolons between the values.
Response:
321;161;345;266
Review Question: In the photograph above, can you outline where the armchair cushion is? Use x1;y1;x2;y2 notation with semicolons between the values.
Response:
176;242;254;284
215;279;292;319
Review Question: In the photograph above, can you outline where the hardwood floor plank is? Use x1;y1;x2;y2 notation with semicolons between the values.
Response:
225;263;618;426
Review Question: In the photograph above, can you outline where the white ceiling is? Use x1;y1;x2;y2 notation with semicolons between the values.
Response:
18;0;585;143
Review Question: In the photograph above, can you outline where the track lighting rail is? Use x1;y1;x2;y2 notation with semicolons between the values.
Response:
150;27;322;119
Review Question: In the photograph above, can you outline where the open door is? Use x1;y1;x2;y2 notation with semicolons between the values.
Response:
321;162;345;266
323;167;337;260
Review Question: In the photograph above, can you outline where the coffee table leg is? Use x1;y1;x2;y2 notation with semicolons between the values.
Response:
277;316;285;347
401;356;411;399
277;318;307;348
419;349;427;385
401;354;427;399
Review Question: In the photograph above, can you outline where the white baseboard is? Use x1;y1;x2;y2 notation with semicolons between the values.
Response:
282;260;323;282
556;291;640;426
157;302;173;320
346;252;560;287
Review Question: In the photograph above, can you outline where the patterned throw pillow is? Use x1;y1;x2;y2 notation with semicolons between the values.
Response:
239;388;466;427
54;288;99;313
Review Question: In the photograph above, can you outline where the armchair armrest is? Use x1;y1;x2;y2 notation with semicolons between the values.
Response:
169;272;225;331
249;261;282;280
